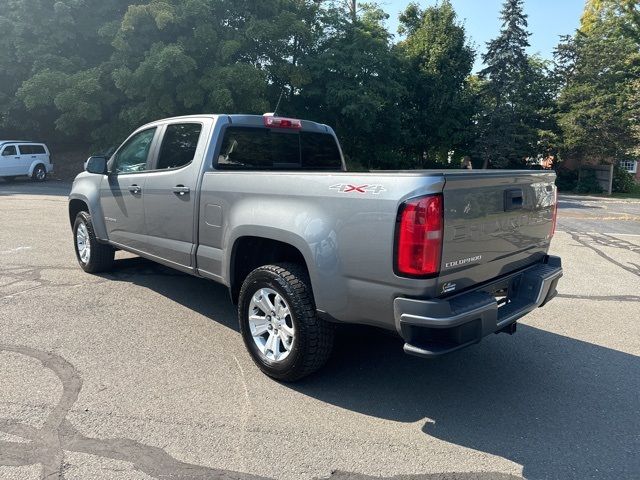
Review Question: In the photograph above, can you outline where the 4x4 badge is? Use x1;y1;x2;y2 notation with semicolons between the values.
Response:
330;184;386;194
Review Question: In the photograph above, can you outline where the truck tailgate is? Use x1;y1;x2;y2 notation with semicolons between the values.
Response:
437;171;556;296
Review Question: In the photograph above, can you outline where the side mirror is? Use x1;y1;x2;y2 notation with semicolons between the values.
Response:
85;156;108;175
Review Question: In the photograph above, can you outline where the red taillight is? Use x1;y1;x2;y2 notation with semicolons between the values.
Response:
551;188;558;237
263;114;302;129
396;194;443;277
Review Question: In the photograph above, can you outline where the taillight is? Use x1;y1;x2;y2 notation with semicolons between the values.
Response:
263;114;302;129
551;188;558;237
395;194;444;277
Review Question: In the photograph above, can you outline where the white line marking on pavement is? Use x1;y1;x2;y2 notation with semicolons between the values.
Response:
0;246;32;254
560;231;640;237
602;233;640;237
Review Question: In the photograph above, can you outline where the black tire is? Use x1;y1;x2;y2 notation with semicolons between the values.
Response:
3;176;16;183
32;164;47;182
73;211;115;273
238;263;334;381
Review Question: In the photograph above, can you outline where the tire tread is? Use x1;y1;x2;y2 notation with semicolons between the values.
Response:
74;211;114;273
238;262;334;381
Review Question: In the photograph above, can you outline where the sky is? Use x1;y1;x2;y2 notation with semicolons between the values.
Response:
381;0;586;72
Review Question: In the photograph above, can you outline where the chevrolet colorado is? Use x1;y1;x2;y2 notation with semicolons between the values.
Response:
69;114;562;380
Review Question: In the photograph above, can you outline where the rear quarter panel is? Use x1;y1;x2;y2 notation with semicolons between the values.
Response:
197;171;445;329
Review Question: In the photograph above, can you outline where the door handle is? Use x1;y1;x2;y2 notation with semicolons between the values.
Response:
172;185;190;196
128;184;142;194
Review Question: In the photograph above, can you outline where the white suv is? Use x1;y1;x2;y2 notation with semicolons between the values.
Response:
0;141;54;182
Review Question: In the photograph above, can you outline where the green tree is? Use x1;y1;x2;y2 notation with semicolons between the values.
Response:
555;3;640;165
2;0;324;148
1;0;130;144
106;0;323;146
298;3;404;169
396;1;475;167
474;0;542;168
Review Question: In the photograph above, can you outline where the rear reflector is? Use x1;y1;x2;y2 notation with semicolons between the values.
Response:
263;114;302;129
396;194;444;277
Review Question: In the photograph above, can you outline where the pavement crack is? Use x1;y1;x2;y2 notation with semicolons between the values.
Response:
232;355;253;472
0;345;269;480
0;264;107;300
568;231;640;277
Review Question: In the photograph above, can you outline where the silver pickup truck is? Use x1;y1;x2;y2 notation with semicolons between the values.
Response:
69;114;562;380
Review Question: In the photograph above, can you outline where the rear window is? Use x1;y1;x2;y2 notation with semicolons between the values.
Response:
156;123;202;169
19;145;46;154
217;127;342;171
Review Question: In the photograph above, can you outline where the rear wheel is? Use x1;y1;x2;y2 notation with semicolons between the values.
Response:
32;164;47;182
73;211;115;273
238;263;334;381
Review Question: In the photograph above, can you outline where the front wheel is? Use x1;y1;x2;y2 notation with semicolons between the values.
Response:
73;211;115;273
238;263;334;381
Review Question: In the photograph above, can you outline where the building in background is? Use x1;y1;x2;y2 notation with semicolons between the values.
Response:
619;159;639;183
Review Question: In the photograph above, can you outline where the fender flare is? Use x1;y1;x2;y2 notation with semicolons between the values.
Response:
27;161;46;177
225;226;316;284
68;190;109;241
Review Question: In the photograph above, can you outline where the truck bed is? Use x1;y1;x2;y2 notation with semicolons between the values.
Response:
196;169;556;331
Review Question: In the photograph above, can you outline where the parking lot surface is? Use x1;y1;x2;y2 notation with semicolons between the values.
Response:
1;181;639;480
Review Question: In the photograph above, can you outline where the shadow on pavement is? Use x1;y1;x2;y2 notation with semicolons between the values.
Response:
0;179;71;197
99;257;639;480
105;256;239;332
293;326;639;480
557;200;601;210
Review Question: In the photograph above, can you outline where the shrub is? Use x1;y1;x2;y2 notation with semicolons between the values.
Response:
554;167;578;191
612;165;635;193
575;169;603;194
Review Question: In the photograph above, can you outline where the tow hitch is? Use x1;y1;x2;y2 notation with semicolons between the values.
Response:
497;322;518;335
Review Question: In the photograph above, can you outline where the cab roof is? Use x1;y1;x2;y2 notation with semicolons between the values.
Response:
139;114;332;134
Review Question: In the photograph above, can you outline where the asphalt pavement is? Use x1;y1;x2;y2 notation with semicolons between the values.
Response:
0;180;639;480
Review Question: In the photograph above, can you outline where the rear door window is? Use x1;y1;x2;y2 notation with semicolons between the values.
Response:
217;127;342;171
18;145;46;155
155;123;202;170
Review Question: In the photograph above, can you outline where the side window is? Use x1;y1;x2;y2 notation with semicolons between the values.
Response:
18;145;32;155
300;133;342;170
2;146;17;156
112;128;156;174
31;145;46;154
156;123;202;170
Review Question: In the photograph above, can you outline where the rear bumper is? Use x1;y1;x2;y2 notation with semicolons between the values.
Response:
393;255;562;358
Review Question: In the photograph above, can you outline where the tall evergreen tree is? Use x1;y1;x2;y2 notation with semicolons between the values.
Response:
474;0;540;168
